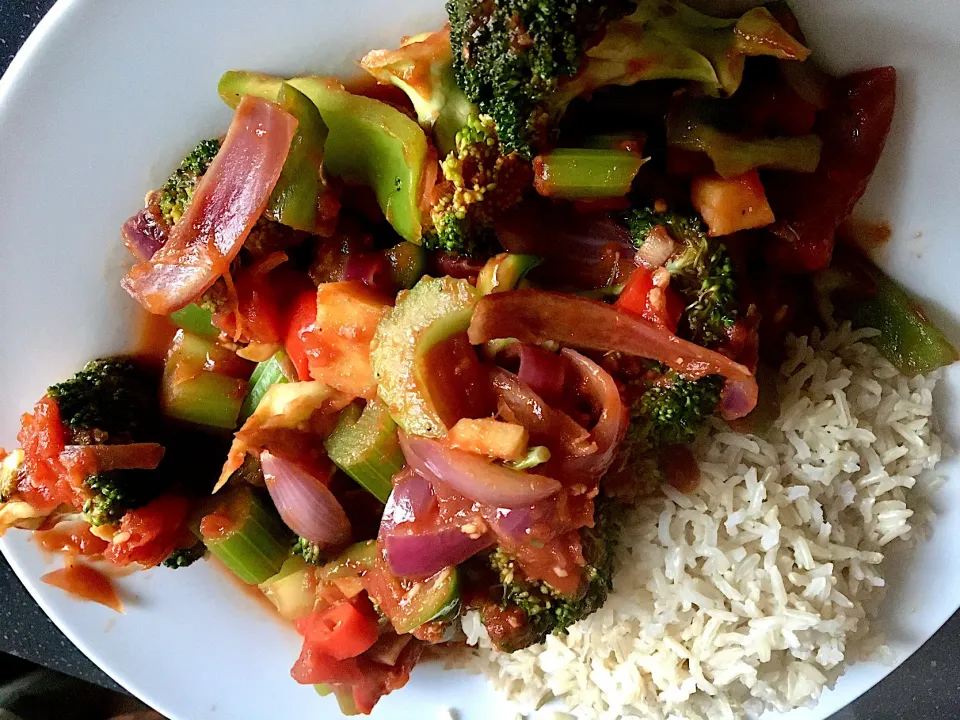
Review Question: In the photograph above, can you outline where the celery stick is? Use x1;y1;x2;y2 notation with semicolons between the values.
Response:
325;400;403;502
533;149;644;199
163;372;247;429
314;684;333;697
169;303;218;338
199;487;291;584
239;350;296;423
162;331;249;430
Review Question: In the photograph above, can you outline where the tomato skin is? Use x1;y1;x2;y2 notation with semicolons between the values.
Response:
234;267;284;345
17;398;79;511
104;495;190;567
616;267;683;333
284;289;319;381
291;645;364;685
295;597;380;660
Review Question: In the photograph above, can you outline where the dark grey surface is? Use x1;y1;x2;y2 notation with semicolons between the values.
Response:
0;0;958;717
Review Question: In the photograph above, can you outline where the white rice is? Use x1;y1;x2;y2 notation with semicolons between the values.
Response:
461;323;947;719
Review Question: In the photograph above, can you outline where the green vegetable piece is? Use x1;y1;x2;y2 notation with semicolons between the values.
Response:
325;399;404;503
161;332;248;430
359;28;475;156
289;76;431;243
259;556;319;620
158;139;221;226
391;567;460;634
424;114;533;257
622;207;737;348
489;495;620;648
533;149;643;199
162;544;205;569
319;540;378;581
238;350;296;424
45;358;165;525
477;253;542;295
667;97;822;178
385;242;427;290
217;74;330;234
505;445;551;470
199;487;291;585
547;1;810;125
371;276;480;437
334;689;360;716
169;304;218;338
815;249;959;375
314;684;334;698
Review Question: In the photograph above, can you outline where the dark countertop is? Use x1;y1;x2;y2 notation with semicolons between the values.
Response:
0;1;958;718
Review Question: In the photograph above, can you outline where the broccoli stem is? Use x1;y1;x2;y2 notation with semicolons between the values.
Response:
199;487;291;585
533;149;644;199
238;350;296;424
169;303;219;338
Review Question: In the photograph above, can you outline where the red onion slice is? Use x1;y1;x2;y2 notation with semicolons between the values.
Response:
260;450;351;547
379;468;436;535
635;225;675;269
382;525;492;579
60;443;166;473
517;345;567;402
560;349;627;480
400;434;561;508
468;289;758;419
491;368;595;458
121;207;168;262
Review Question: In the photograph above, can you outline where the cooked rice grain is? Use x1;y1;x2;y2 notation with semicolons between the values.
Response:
462;324;947;719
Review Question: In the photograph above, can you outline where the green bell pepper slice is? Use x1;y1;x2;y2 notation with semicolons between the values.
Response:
288;76;430;244
218;73;330;234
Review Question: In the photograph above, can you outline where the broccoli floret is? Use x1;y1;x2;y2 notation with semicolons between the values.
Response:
158;138;221;226
47;359;159;440
424;114;532;256
490;496;620;647
163;543;206;569
623;207;737;348
447;0;631;157
448;0;808;157
627;372;722;454
46;359;165;526
293;536;325;565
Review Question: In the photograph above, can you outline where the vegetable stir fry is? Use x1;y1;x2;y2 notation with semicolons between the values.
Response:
1;0;954;715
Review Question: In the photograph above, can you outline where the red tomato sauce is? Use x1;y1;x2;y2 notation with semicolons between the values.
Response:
42;561;124;613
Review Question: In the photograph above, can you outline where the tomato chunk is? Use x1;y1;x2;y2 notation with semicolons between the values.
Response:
16;398;78;512
305;281;391;399
295;597;380;660
691;170;775;237
284;289;321;381
616;266;684;332
104;495;190;567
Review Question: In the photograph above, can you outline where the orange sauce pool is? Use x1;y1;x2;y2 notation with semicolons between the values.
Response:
42;561;124;613
134;309;178;366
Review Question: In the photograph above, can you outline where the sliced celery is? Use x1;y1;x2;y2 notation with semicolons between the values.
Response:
169;304;218;338
239;350;296;423
533;149;645;199
199;487;291;584
259;556;318;620
163;372;247;429
335;690;360;715
161;331;249;430
325;400;403;502
314;684;333;697
506;445;552;470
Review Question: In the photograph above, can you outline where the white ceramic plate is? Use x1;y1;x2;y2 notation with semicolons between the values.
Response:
1;1;959;718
